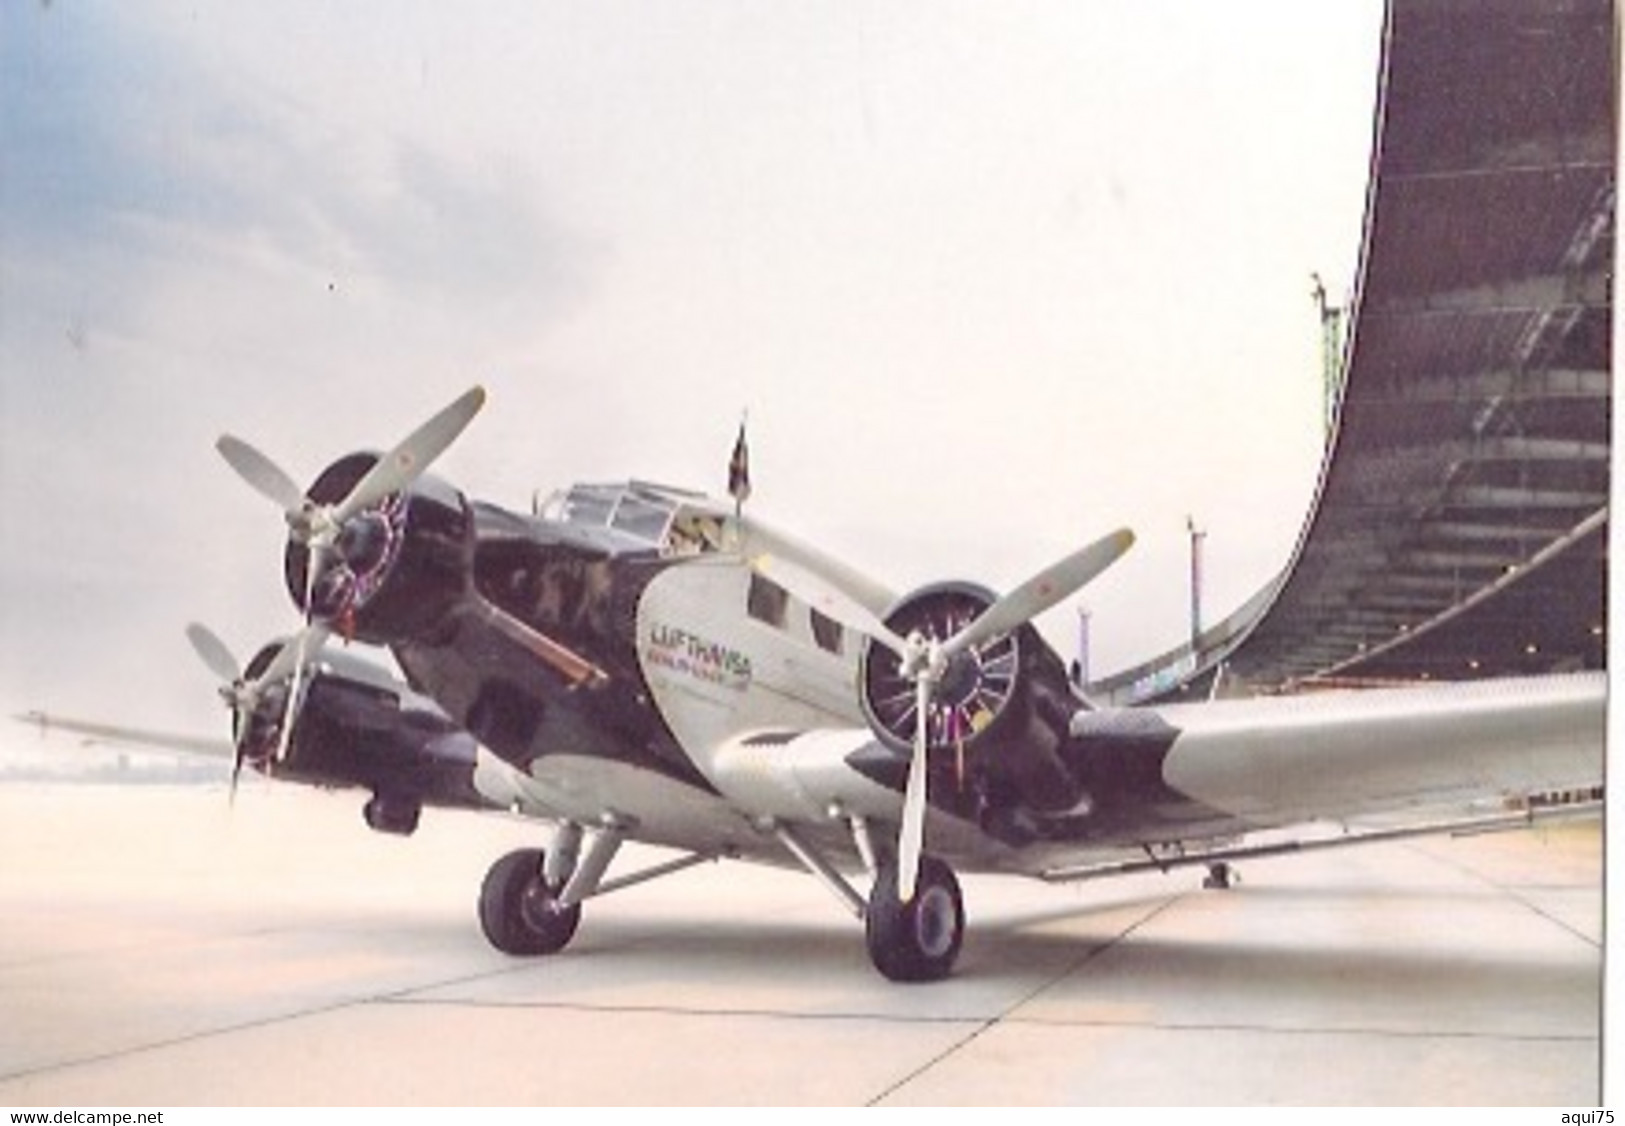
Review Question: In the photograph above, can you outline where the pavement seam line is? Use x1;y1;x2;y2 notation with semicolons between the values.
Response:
999;1013;1598;1043
0;960;546;1086
1400;837;1601;949
864;892;1182;1106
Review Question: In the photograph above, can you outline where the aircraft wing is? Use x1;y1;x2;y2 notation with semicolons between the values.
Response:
974;669;1607;882
15;711;234;759
1140;672;1603;828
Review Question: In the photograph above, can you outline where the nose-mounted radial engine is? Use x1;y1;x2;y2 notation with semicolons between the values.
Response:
282;450;472;646
216;387;486;652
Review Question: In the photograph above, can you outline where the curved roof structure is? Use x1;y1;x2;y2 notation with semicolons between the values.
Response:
1095;0;1612;704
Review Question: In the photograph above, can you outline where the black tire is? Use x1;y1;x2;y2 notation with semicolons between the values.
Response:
478;848;582;956
1202;862;1235;890
865;855;964;982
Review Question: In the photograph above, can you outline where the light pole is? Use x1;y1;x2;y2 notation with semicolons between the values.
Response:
1073;606;1092;687
1187;516;1205;655
1311;272;1345;436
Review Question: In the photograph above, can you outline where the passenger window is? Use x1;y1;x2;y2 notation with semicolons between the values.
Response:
747;573;789;628
811;607;844;655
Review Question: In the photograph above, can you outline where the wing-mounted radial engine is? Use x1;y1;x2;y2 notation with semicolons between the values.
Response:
859;581;1084;819
757;528;1133;903
189;623;491;834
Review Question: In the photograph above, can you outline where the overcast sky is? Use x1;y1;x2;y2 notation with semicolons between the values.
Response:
1;0;1383;734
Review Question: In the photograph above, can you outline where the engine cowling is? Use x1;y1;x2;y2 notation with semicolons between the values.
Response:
858;582;1084;814
283;452;472;645
233;640;489;827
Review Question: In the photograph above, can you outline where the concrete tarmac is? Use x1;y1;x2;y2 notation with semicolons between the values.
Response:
0;781;1603;1106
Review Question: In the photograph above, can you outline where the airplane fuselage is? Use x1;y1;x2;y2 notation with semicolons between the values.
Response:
258;464;1603;893
284;474;1254;871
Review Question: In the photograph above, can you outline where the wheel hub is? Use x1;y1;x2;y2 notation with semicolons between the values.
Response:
912;884;958;959
519;879;566;931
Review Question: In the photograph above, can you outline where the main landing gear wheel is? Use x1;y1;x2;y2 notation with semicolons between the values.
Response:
478;848;582;956
865;855;965;982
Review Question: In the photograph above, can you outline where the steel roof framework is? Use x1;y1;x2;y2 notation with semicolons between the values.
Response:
1094;0;1611;703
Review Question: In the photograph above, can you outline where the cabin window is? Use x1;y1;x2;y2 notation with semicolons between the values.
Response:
810;607;844;655
747;573;789;627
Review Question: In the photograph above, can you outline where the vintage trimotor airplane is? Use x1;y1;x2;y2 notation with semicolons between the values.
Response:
33;385;1605;982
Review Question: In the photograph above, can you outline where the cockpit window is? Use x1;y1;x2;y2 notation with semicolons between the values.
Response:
610;493;672;543
668;509;726;554
538;482;729;556
553;488;616;528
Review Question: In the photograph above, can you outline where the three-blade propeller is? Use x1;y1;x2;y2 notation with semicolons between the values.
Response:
212;386;487;780
758;528;1134;900
185;621;327;801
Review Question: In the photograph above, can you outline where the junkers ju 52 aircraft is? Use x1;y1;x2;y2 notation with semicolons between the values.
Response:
58;385;1606;982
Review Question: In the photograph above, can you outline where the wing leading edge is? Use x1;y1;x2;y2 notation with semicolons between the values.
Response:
1145;671;1603;828
14;711;234;760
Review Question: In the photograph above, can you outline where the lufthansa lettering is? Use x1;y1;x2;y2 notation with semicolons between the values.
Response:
647;623;753;691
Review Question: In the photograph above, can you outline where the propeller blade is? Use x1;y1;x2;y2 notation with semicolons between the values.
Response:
215;435;307;516
228;744;246;805
273;564;330;765
226;619;329;797
332;385;487;526
891;528;1132;896
752;553;912;660
185;623;241;685
185;621;252;804
943;528;1134;659
273;545;339;760
896;673;934;902
186;618;326;802
274;642;305;765
253;622;331;693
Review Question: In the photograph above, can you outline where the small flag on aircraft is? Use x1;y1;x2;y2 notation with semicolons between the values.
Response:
727;419;751;507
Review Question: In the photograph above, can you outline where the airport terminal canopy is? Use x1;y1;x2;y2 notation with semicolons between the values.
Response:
1095;0;1612;702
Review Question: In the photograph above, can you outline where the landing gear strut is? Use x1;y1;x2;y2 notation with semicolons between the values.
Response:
773;818;966;983
478;848;582;955
865;855;964;982
477;826;717;958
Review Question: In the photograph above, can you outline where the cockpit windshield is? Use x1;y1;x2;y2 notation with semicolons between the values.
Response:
537;481;731;555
